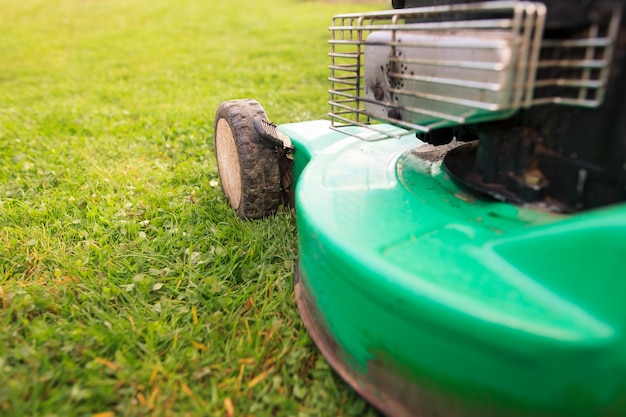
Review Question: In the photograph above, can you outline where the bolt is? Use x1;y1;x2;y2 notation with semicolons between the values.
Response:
388;108;402;120
373;86;385;101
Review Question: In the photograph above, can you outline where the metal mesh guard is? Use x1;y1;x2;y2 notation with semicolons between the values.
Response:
328;1;621;140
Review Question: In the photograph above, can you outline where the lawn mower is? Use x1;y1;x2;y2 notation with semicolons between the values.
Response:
213;1;626;416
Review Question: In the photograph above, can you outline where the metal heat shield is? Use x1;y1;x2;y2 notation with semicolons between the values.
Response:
363;30;521;131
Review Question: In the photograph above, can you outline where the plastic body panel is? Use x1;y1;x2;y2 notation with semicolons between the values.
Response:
279;119;626;417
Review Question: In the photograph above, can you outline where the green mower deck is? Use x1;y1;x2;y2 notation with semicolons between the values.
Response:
280;119;626;417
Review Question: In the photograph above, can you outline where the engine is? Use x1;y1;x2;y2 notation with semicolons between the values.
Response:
328;0;625;212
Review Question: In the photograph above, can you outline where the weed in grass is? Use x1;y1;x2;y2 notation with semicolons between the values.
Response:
0;0;388;415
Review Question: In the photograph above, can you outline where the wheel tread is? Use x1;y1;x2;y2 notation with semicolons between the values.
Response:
214;99;282;219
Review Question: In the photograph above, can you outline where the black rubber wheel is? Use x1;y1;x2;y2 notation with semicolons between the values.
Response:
214;99;281;219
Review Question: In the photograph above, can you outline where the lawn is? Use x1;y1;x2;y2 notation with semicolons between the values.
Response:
0;0;386;415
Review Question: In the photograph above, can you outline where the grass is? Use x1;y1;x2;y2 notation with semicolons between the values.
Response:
0;0;387;415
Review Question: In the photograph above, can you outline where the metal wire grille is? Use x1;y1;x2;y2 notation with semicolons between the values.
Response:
532;6;622;108
328;1;621;140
